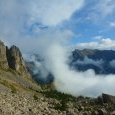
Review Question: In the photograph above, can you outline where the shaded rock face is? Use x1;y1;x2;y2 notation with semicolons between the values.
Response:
6;45;27;75
102;93;115;104
0;41;8;69
96;93;115;105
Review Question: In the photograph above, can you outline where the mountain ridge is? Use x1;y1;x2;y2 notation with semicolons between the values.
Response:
71;49;115;74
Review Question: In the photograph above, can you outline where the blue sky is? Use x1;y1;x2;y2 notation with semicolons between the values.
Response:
26;0;115;44
0;0;115;50
60;0;115;44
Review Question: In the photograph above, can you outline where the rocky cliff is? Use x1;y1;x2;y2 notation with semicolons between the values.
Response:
0;41;9;69
0;40;27;75
6;45;28;75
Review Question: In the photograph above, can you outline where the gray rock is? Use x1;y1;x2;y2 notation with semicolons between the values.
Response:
98;109;107;115
91;111;98;115
111;111;115;115
83;111;90;115
0;40;29;76
7;45;28;75
0;40;9;69
102;93;115;104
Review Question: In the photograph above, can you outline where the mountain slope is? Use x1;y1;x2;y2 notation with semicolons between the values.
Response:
0;40;41;93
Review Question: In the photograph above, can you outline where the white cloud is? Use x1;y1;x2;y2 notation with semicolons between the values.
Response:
44;41;115;97
93;35;103;40
0;0;84;28
86;0;115;22
96;0;115;17
0;0;85;55
110;60;115;68
30;0;84;26
0;0;84;47
110;22;115;27
76;38;115;50
73;56;103;68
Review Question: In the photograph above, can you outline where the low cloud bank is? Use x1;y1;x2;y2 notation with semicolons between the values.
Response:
76;38;115;50
72;56;103;68
110;60;115;68
42;43;115;97
24;36;115;97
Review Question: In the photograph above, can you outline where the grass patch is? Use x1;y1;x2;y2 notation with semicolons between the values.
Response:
54;100;68;111
42;90;76;101
0;79;17;93
41;90;76;111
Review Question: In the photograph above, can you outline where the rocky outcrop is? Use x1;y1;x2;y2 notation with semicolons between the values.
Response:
0;40;9;69
6;45;27;75
0;40;28;75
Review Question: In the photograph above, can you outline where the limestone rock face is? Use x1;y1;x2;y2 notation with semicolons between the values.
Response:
7;45;27;75
0;40;8;69
0;40;28;75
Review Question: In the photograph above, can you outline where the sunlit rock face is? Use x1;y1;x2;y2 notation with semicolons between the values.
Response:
0;40;9;69
0;40;28;75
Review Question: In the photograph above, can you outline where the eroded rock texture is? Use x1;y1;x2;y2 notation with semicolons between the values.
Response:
0;40;27;75
0;40;8;69
6;45;27;75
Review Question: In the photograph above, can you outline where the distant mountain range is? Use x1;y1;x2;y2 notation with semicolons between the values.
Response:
71;49;115;74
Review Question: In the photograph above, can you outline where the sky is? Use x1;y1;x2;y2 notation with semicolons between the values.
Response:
61;0;115;44
0;0;115;50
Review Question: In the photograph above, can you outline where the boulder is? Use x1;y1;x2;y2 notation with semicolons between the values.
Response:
91;111;98;115
111;111;115;115
98;109;107;115
102;93;115;104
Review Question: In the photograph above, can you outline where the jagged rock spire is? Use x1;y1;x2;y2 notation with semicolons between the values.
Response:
0;40;28;75
6;45;27;75
0;40;9;69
